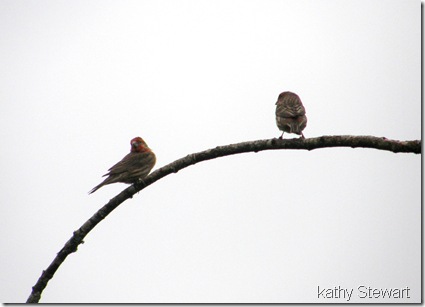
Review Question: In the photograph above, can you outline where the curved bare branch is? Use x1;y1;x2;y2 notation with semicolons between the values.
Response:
26;135;421;303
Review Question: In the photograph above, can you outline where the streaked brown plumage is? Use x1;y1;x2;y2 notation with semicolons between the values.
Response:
89;137;156;194
275;91;307;138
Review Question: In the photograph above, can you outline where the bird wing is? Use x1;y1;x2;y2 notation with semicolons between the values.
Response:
276;96;306;118
103;152;153;177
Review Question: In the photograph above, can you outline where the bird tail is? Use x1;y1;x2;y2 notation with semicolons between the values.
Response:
290;115;307;135
280;121;302;136
88;183;104;194
88;177;112;194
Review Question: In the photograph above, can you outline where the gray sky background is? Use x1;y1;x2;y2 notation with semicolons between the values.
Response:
1;0;421;303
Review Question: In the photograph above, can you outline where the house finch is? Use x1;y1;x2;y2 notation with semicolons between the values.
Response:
275;91;307;138
89;136;156;194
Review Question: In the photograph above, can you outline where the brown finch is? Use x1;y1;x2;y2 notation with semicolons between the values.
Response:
275;91;307;138
89;137;156;194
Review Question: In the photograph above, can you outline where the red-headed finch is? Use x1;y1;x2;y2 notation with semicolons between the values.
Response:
275;91;307;138
89;137;156;194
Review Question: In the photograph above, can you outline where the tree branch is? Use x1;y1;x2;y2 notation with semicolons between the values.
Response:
26;135;420;303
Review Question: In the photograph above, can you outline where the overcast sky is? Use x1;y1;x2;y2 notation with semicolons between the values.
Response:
1;0;421;303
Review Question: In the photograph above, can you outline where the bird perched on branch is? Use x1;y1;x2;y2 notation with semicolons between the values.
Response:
275;91;307;138
89;136;156;194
